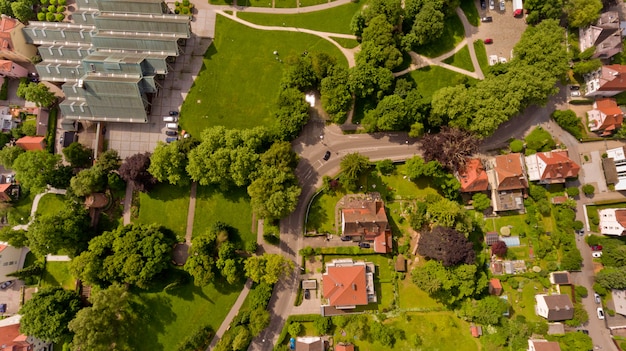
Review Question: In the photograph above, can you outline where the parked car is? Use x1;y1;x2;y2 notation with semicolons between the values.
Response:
489;0;495;10
340;236;351;241
165;130;177;137
579;329;589;335
28;72;39;83
165;137;178;143
163;116;178;122
304;289;310;299
570;85;581;91
358;242;370;249
590;245;603;251
169;111;179;116
0;303;5;313
576;229;584;235
166;123;178;130
323;151;331;161
597;307;605;320
592;251;602;258
513;9;522;16
481;16;493;22
480;0;486;9
571;91;581;97
484;38;493;44
0;280;14;290
499;0;505;11
595;293;601;304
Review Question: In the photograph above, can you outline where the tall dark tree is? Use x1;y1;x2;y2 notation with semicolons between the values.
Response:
419;127;479;172
19;287;82;343
63;142;93;168
491;241;508;257
417;226;475;266
119;152;156;192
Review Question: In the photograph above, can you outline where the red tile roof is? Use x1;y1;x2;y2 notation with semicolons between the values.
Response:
598;65;626;92
0;17;18;52
0;183;11;202
537;150;580;181
458;158;489;192
594;98;623;135
530;340;562;351
0;323;30;351
342;200;388;238
494;153;527;190
490;278;502;290
15;136;45;151
335;344;355;351
373;230;392;253
323;264;368;307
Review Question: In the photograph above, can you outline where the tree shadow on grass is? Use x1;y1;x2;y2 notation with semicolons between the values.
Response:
305;200;328;233
128;293;174;350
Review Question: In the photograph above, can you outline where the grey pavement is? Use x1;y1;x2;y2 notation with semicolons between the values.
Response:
122;182;133;226
45;255;71;262
208;279;253;350
12;187;67;231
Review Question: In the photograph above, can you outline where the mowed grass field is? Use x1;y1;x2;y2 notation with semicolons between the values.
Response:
179;16;348;136
35;193;65;217
136;183;190;241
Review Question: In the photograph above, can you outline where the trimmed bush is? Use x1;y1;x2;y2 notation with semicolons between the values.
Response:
58;0;66;4
56;13;65;21
569;99;593;105
183;0;190;5
46;12;55;21
181;7;189;14
56;6;65;13
37;12;45;21
48;5;56;12
510;139;524;153
50;0;57;4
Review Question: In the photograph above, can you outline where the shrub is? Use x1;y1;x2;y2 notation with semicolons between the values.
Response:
48;5;56;12
46;12;55;21
183;0;190;5
509;139;524;153
55;13;65;21
569;99;594;105
41;0;49;4
181;7;189;14
58;0;66;4
56;6;65;12
37;12;46;21
582;184;595;196
50;0;57;4
575;285;588;299
552;109;583;139
525;127;555;153
565;187;579;197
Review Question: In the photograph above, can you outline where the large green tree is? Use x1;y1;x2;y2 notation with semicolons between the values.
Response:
19;287;82;343
63;142;93;168
565;0;602;27
459;296;509;325
339;152;370;191
70;223;175;288
148;141;190;186
244;253;294;285
12;150;62;192
69;284;136;351
411;260;487;306
17;82;56;107
27;203;91;257
70;166;107;197
357;15;403;70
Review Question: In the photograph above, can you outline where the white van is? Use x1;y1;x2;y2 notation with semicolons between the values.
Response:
166;123;178;130
163;116;178;122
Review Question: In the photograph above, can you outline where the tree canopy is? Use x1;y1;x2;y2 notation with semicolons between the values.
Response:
63;142;93;168
119;152;156;192
27;203;91;258
12;150;62;192
19;287;82;343
420;127;479;172
339;152;370;191
16;81;56;107
411;260;487;306
565;0;602;27
244;253;294;285
148;140;192;186
417;226;476;266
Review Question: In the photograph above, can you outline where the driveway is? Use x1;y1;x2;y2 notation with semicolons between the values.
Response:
0;280;24;316
472;0;527;61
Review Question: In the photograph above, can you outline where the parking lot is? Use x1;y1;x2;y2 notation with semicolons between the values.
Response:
0;280;24;316
472;0;528;62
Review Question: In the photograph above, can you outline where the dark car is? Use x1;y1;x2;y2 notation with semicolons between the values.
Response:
484;38;493;44
341;236;351;241
0;303;5;313
480;0;486;9
165;130;177;137
0;280;14;290
590;245;603;251
165;137;178;143
481;16;493;22
304;289;310;299
570;85;581;91
359;242;370;249
323;151;331;161
28;72;39;83
169;111;179;116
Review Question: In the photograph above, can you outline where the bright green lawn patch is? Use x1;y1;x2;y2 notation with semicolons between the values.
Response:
41;261;75;290
306;191;342;233
405;65;477;100
180;16;348;136
413;13;465;58
130;278;243;351
192;186;254;249
243;0;273;7
275;0;297;8
136;183;190;241
331;37;360;48
484;214;532;236
237;1;365;34
442;45;474;72
398;278;443;309
501;278;543;323
473;39;488;74
35;193;65;218
460;0;480;26
7;191;36;225
299;0;328;7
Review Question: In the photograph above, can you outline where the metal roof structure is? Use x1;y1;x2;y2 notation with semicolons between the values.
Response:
24;0;190;123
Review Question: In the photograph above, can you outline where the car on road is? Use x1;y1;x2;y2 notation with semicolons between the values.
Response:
571;91;581;97
570;85;580;90
165;130;177;137
513;9;522;16
590;245;602;251
595;293;601;304
304;289;310;299
597;307;605;320
28;72;39;83
323;151;331;161
576;229;584;235
489;0;495;9
163;116;178;122
484;38;493;44
480;0;486;9
0;303;5;313
165;137;178;143
169;111;179;116
0;280;14;289
358;242;370;249
340;236;351;241
499;0;505;11
481;16;493;22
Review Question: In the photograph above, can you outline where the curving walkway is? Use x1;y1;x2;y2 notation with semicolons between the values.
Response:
12;187;67;231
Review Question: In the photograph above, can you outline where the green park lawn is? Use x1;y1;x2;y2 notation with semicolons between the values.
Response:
473;39;489;74
35;193;65;217
442;45;475;72
398;278;443;310
483;213;554;237
136;183;190;241
460;0;480;26
130;275;243;351
192;186;254;249
404;65;477;100
237;1;366;34
7;191;35;225
331;37;360;49
275;0;298;8
41;261;75;290
180;16;348;136
413;13;465;58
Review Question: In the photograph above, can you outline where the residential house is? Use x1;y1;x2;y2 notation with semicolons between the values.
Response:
0;16;37;64
0;315;53;351
0;105;17;133
0;60;26;79
598;208;626;236
612;289;626;316
588;98;624;136
0;241;25;283
584;64;626;97
0;182;18;202
525;150;580;184
340;193;392;253
528;339;562;351
603;146;626;190
322;259;376;312
335;343;355;351
549;271;572;285
15;136;45;151
535;294;574;321
487;153;528;212
489;278;503;295
457;158;489;193
579;11;622;61
295;336;323;351
22;0;191;124
470;325;483;338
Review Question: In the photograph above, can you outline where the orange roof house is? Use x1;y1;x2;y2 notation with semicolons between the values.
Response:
457;158;489;193
0;315;52;351
492;153;528;191
585;64;626;97
322;259;376;309
489;278;503;296
335;343;355;351
588;98;624;136
340;193;392;253
525;150;580;184
0;183;13;202
0;16;37;63
15;136;45;151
